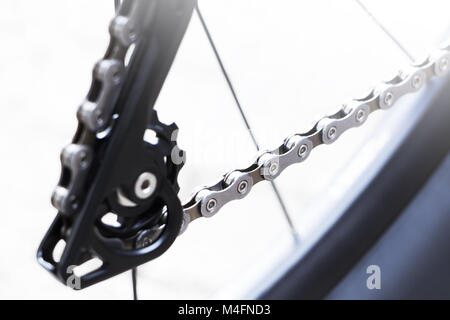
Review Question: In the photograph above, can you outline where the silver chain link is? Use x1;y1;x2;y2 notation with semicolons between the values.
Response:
51;1;151;215
179;44;450;234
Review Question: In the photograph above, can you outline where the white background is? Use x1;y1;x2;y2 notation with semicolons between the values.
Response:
0;0;448;299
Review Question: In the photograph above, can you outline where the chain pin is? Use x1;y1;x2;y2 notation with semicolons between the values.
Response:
412;74;423;89
79;151;88;169
206;198;217;213
327;126;338;140
384;92;394;107
439;57;449;73
298;144;308;158
268;161;279;176
356;109;366;123
237;180;249;194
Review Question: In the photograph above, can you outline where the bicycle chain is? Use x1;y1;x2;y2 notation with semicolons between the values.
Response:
179;44;450;234
51;0;148;215
50;0;450;239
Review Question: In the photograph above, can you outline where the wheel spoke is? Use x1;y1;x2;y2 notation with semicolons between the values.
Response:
355;0;415;62
195;3;299;241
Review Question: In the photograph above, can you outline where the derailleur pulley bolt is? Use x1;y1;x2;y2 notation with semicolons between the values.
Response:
135;172;157;199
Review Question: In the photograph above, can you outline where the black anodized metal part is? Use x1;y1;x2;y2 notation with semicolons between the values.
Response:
37;0;196;289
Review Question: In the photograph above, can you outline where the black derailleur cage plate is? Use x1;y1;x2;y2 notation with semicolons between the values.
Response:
37;0;196;289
